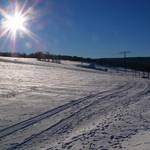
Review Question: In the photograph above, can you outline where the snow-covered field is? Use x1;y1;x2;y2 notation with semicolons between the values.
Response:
0;57;150;150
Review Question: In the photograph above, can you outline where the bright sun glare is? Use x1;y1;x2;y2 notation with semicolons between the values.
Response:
3;12;27;36
0;2;36;44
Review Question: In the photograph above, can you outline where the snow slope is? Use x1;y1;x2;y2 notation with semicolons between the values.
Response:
0;57;149;150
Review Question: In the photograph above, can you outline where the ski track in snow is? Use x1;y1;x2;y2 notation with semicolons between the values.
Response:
2;82;131;149
0;57;150;150
0;82;127;139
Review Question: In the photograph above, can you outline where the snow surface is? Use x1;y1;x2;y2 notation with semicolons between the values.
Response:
0;57;149;150
122;130;150;150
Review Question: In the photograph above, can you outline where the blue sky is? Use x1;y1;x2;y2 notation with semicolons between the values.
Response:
0;0;150;58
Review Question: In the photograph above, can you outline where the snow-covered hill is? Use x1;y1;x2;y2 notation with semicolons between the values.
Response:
0;57;149;150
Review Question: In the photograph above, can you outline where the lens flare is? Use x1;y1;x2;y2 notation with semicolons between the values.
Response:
2;12;27;38
0;2;37;46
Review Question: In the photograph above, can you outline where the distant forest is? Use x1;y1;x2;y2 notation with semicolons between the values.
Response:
0;51;150;72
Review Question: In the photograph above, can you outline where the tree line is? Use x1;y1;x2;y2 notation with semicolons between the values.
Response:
0;51;150;73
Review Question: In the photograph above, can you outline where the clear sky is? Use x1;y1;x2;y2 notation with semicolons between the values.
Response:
0;0;150;58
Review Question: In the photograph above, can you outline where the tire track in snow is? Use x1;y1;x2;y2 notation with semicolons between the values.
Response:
121;81;150;106
54;81;150;150
6;81;136;150
0;82;129;140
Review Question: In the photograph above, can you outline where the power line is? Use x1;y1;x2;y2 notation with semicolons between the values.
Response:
119;50;130;69
119;50;130;58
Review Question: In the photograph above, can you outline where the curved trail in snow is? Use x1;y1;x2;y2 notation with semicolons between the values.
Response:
0;82;128;139
2;79;149;150
0;64;149;150
0;81;131;150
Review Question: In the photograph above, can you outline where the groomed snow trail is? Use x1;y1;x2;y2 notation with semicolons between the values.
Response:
0;58;150;150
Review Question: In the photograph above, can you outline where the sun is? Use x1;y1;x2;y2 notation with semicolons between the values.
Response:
0;2;36;44
2;11;27;37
